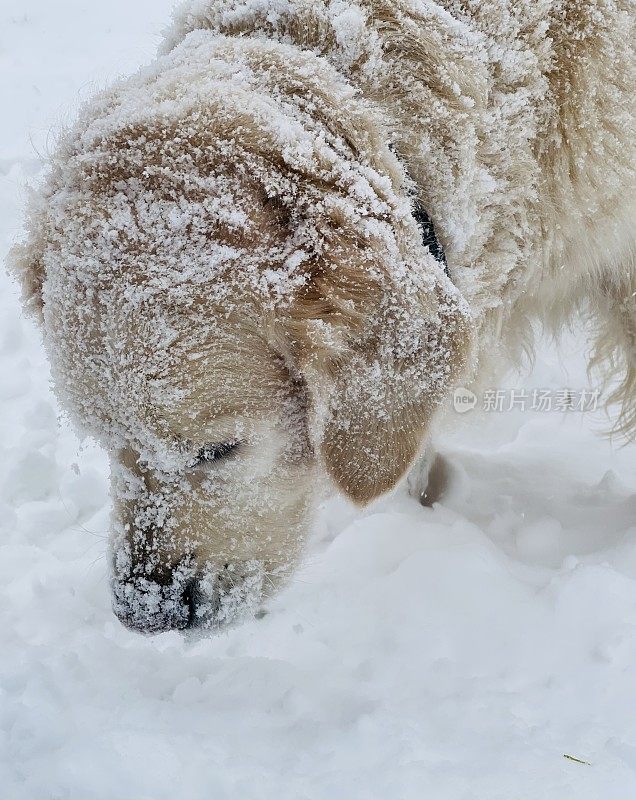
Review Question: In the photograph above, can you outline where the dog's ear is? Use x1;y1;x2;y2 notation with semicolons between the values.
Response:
320;287;470;504
287;225;472;505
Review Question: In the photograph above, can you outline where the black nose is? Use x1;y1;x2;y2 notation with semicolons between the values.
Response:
112;569;198;634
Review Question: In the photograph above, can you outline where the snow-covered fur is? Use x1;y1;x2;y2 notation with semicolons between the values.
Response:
8;0;635;631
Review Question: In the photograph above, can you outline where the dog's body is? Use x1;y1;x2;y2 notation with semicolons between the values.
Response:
10;0;635;631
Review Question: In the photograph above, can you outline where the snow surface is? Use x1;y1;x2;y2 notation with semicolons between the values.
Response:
1;2;635;798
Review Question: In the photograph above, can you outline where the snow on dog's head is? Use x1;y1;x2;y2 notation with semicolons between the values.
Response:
10;33;470;632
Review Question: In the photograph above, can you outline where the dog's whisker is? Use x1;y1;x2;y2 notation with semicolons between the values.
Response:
56;489;109;537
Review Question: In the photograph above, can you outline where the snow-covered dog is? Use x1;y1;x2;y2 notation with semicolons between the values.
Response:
10;1;635;632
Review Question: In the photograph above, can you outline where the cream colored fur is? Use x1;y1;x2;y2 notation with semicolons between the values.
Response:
8;0;635;629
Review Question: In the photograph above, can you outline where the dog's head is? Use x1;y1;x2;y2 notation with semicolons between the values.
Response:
10;36;471;631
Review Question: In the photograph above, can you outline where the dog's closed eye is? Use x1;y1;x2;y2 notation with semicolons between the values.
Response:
190;441;240;468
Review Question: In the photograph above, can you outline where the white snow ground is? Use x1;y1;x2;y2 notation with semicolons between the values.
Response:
1;2;635;798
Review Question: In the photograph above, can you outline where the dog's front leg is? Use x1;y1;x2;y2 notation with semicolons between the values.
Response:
406;444;451;507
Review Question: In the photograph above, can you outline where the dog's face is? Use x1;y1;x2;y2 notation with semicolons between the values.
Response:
107;308;317;632
10;40;472;631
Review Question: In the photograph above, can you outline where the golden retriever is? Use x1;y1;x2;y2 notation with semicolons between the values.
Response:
9;0;635;631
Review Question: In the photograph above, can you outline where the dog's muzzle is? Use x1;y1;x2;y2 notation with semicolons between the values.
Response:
112;558;266;633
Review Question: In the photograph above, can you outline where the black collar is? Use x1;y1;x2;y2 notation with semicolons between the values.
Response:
389;144;449;277
412;200;448;276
